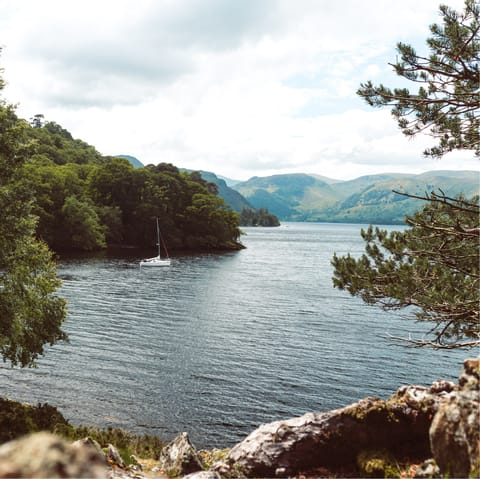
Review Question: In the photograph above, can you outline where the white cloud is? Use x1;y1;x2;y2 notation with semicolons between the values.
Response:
0;0;477;181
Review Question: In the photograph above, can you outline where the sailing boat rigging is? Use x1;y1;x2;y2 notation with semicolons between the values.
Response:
140;218;171;267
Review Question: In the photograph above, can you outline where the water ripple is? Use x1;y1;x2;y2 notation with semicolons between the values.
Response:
0;223;467;448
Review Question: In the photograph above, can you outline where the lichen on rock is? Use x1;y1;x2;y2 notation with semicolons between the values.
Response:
158;432;203;476
429;357;479;478
212;382;448;477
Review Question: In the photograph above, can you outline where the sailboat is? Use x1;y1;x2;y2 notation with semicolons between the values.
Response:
140;218;171;267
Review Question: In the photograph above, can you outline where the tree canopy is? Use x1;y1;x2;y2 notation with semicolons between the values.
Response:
357;0;479;158
0;64;67;367
21;127;242;252
239;208;280;227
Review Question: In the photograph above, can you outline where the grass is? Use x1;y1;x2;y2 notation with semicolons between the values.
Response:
0;397;164;464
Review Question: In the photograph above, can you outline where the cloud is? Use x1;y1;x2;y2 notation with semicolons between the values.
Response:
3;0;282;108
0;0;477;180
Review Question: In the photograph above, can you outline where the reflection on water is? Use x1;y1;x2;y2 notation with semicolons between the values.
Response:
0;223;467;447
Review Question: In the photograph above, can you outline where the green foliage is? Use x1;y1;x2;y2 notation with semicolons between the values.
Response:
0;397;164;461
115;154;144;169
20;125;243;252
62;195;106;250
0;63;67;367
333;4;479;350
0;398;68;443
55;424;164;460
29;120;104;165
357;449;400;478
357;0;480;158
239;207;280;226
198;448;231;470
183;192;241;248
332;192;479;349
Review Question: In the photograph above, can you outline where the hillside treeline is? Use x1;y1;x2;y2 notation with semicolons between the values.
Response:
23;120;242;252
239;208;280;226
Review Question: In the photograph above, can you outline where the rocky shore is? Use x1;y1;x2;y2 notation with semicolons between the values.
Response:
0;357;478;478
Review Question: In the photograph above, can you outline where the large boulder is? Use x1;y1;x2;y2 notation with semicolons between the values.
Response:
0;432;107;478
158;432;203;476
430;357;480;478
214;382;453;477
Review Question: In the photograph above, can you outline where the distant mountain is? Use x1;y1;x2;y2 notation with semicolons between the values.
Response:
115;155;144;169
181;169;253;212
233;170;479;224
233;173;344;221
217;175;241;187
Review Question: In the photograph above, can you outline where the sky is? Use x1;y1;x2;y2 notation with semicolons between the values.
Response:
0;0;478;181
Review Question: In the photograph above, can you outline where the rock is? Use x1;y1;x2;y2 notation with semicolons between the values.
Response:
214;384;448;477
129;454;142;470
429;356;480;478
73;436;104;455
414;459;441;478
106;443;126;468
73;437;146;479
0;431;107;478
183;471;222;479
158;432;203;476
107;467;146;479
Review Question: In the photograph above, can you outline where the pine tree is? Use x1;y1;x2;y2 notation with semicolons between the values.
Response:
357;0;479;158
332;192;479;349
333;1;480;349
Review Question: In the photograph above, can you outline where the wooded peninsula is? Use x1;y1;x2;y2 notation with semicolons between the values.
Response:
23;118;243;252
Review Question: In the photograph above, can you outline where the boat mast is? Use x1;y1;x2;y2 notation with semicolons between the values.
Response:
156;217;161;258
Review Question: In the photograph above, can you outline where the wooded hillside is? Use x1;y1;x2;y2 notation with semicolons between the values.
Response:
23;120;242;252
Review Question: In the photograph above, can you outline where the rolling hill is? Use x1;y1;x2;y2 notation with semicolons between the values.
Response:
232;170;479;224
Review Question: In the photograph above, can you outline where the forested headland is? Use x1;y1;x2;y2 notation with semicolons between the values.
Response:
239;208;280;227
22;118;242;252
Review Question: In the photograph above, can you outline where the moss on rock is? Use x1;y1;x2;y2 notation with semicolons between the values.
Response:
357;449;399;478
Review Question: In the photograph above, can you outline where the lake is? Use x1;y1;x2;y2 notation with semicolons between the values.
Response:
0;222;468;448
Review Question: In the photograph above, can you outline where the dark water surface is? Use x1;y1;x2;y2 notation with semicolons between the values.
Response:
0;223;467;447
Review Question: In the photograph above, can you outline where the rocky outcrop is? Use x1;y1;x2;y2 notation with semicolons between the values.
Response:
0;359;477;478
158;432;203;476
0;433;149;479
0;432;107;478
430;357;480;478
213;382;453;477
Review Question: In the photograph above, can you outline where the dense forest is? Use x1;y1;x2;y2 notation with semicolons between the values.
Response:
239;208;280;226
23;118;242;252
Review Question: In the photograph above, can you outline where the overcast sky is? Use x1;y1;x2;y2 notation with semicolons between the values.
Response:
1;0;477;180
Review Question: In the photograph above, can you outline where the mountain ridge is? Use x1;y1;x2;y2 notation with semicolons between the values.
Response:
230;169;479;224
113;160;479;225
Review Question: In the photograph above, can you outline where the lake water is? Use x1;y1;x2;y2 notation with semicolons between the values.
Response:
0;222;468;448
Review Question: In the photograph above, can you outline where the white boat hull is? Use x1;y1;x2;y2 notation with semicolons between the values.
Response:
140;219;172;267
140;256;171;267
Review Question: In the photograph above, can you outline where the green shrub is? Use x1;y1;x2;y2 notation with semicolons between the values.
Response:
0;397;164;460
0;398;68;443
357;449;400;478
54;423;164;460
